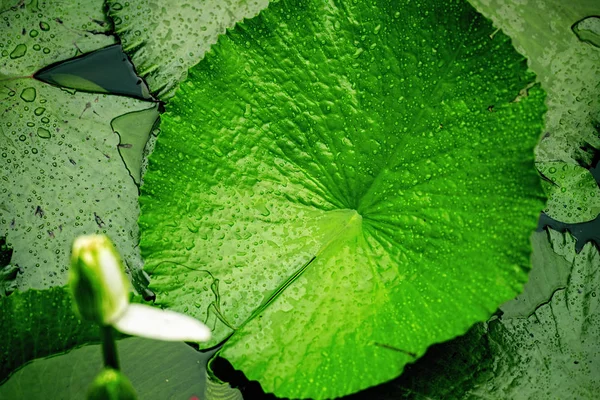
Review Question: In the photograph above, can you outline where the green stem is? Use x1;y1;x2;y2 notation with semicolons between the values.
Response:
100;325;120;370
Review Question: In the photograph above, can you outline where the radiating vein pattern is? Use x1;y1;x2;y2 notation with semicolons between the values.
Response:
139;0;546;398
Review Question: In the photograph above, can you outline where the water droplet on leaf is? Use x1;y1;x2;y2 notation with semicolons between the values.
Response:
37;127;51;139
572;16;600;47
20;87;36;102
10;44;27;59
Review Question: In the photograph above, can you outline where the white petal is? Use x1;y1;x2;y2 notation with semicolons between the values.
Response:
113;304;211;342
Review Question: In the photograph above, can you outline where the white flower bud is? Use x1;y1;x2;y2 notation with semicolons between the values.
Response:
69;235;129;325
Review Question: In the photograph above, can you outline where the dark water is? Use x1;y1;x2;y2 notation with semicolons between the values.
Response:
35;44;151;100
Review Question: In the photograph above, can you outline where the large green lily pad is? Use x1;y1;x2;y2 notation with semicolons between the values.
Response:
0;0;155;290
139;0;546;398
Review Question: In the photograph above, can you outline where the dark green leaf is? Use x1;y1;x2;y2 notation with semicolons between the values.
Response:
0;337;208;400
0;287;99;384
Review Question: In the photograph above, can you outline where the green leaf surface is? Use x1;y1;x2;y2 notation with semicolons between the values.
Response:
0;0;114;77
499;231;572;319
0;337;208;400
470;0;600;224
538;161;600;223
139;0;546;397
111;104;160;186
0;286;99;384
107;0;269;99
348;230;599;399
461;234;600;399
0;0;155;290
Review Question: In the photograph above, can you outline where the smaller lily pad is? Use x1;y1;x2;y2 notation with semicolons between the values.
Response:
538;161;600;223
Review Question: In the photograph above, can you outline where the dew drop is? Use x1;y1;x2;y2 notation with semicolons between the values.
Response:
34;107;45;116
211;145;224;157
112;3;123;10
29;29;39;38
20;87;36;102
37;127;51;139
342;137;354;147
33;44;41;51
572;16;600;47
9;44;27;59
39;21;50;31
18;135;26;142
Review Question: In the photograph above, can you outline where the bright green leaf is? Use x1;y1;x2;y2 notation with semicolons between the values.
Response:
537;161;600;223
0;0;155;290
470;0;600;224
106;0;269;99
139;0;546;397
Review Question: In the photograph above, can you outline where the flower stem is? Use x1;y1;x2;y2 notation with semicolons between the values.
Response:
100;325;120;370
